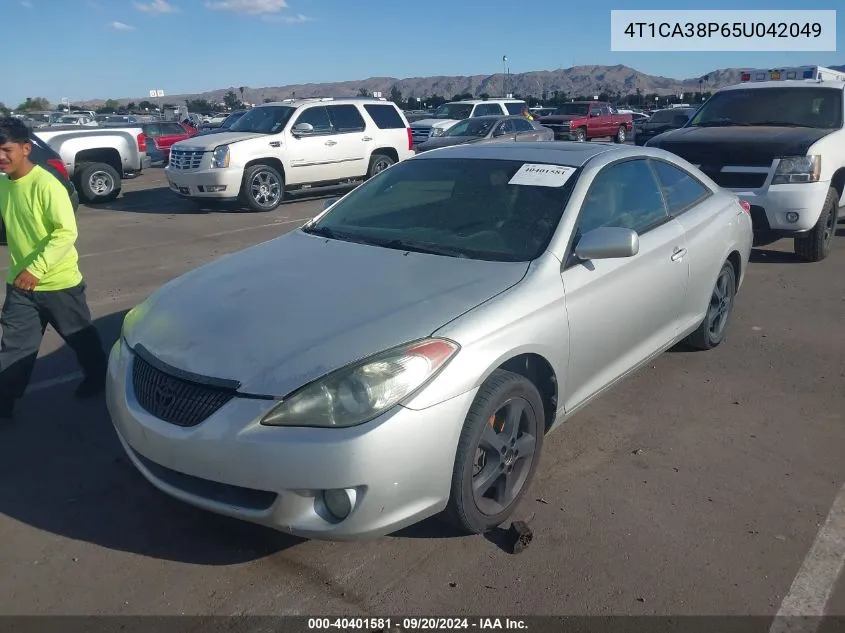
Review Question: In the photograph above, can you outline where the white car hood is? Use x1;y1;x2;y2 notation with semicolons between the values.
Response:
125;230;529;398
412;118;459;129
172;131;267;151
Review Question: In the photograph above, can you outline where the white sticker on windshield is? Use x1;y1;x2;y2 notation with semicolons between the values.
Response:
508;163;576;187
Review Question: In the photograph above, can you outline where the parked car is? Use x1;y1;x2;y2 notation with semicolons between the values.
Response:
410;99;528;146
108;141;752;540
141;121;197;164
1;134;79;242
416;115;553;152
537;101;633;143
634;107;696;146
35;126;150;203
166;98;414;211
196;110;247;136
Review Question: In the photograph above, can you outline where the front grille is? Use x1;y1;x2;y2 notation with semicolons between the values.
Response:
169;149;205;170
132;354;235;427
411;125;432;144
701;169;767;189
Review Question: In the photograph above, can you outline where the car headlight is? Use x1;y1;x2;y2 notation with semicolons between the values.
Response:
212;145;230;168
772;155;820;185
260;338;459;428
431;127;446;137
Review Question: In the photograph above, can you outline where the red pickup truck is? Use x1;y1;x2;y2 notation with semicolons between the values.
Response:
537;101;633;143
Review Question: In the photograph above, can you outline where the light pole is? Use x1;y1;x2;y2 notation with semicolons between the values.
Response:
502;55;508;97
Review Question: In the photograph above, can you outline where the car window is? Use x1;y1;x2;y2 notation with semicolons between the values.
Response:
505;103;524;115
496;120;515;135
327;104;366;132
363;104;406;129
512;119;533;132
294;106;332;133
578;159;668;234
143;124;161;136
649;160;711;214
162;123;186;134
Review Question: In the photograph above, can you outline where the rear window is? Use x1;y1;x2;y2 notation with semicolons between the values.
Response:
363;104;406;129
162;123;187;134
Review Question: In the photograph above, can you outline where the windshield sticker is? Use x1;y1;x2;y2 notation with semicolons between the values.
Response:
509;164;576;187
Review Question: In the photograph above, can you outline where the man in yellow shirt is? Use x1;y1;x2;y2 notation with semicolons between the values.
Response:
0;117;107;420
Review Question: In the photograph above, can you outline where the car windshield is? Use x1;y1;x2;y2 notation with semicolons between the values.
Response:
444;118;497;137
229;106;295;134
302;158;578;262
689;87;843;129
554;104;590;116
222;111;246;127
649;109;689;123
432;103;474;120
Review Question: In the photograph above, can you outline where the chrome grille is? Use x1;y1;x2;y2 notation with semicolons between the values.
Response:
132;353;235;427
699;169;768;189
169;149;205;170
411;125;432;144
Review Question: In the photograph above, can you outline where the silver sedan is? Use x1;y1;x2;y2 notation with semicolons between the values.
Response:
415;115;553;152
106;142;753;540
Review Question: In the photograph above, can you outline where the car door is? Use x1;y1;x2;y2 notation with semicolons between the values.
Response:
512;117;541;141
325;104;370;178
286;105;340;184
489;119;516;142
586;103;604;138
561;158;689;411
648;158;726;333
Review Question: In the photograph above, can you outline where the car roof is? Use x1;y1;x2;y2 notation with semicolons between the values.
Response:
411;141;633;166
721;80;845;91
258;98;398;108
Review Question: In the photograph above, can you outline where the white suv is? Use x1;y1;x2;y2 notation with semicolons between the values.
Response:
165;98;414;211
410;99;527;146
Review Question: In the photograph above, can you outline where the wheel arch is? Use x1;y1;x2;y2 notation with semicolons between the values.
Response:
831;168;845;204
244;158;286;181
483;353;559;433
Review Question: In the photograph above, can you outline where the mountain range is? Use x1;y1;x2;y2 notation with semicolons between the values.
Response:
101;63;845;106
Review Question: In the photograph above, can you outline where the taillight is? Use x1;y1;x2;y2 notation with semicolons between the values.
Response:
137;133;146;152
406;127;413;151
46;158;69;181
739;200;751;213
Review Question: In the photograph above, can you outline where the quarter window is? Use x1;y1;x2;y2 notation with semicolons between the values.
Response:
649;160;711;214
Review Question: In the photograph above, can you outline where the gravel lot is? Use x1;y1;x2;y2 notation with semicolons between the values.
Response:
1;167;844;618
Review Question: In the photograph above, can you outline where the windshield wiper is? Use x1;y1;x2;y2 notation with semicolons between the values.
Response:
369;238;469;258
692;120;751;127
744;121;810;127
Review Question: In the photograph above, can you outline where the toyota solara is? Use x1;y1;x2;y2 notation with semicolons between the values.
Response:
106;142;753;540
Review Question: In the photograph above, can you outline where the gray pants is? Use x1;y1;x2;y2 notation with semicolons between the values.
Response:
0;282;107;403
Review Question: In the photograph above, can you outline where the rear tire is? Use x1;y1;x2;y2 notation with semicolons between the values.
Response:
444;369;545;535
614;125;626;143
684;261;737;350
367;153;395;179
573;127;587;142
76;162;121;203
793;187;839;262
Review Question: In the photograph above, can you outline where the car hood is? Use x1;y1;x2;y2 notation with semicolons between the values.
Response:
416;136;483;151
127;230;529;397
172;130;267;150
646;126;836;165
537;115;577;123
412;118;459;129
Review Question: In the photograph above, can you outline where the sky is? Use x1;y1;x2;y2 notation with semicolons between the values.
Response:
2;0;842;107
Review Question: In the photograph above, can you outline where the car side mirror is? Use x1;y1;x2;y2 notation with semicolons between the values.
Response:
322;197;339;210
292;122;314;137
574;227;639;260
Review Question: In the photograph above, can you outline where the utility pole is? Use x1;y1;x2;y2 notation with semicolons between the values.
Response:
502;55;508;97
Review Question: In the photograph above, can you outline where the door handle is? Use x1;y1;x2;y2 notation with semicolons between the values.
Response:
670;247;687;262
362;136;372;141
324;140;337;146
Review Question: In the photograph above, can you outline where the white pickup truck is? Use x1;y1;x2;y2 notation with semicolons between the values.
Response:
34;126;151;203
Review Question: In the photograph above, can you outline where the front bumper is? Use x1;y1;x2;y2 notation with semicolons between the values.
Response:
106;340;477;540
729;180;831;234
165;166;243;199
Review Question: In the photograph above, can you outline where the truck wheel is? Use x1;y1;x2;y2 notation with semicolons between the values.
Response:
367;153;395;179
573;127;587;142
614;126;627;144
793;187;839;262
76;162;121;203
240;164;285;212
444;369;545;535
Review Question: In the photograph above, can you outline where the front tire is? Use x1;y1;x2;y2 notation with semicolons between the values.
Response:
614;125;626;143
240;164;284;212
76;162;121;203
445;369;545;534
684;261;737;350
573;127;587;143
794;187;839;262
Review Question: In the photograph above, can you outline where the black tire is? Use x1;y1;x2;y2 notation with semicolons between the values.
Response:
239;164;285;212
367;153;395;179
573;127;587;142
0;217;6;245
614;125;627;143
75;162;121;203
684;260;737;350
445;369;545;534
794;187;839;262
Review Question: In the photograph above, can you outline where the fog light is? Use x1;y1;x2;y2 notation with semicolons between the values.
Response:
323;489;355;521
786;212;799;223
205;185;227;192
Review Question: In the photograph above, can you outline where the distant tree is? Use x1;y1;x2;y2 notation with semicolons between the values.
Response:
263;98;273;103
0;102;8;115
162;102;176;109
16;97;50;112
185;98;213;112
138;100;155;110
451;92;472;102
389;85;403;107
357;87;369;97
478;92;490;100
427;94;446;107
223;90;241;109
96;99;120;114
239;86;245;101
126;101;137;111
